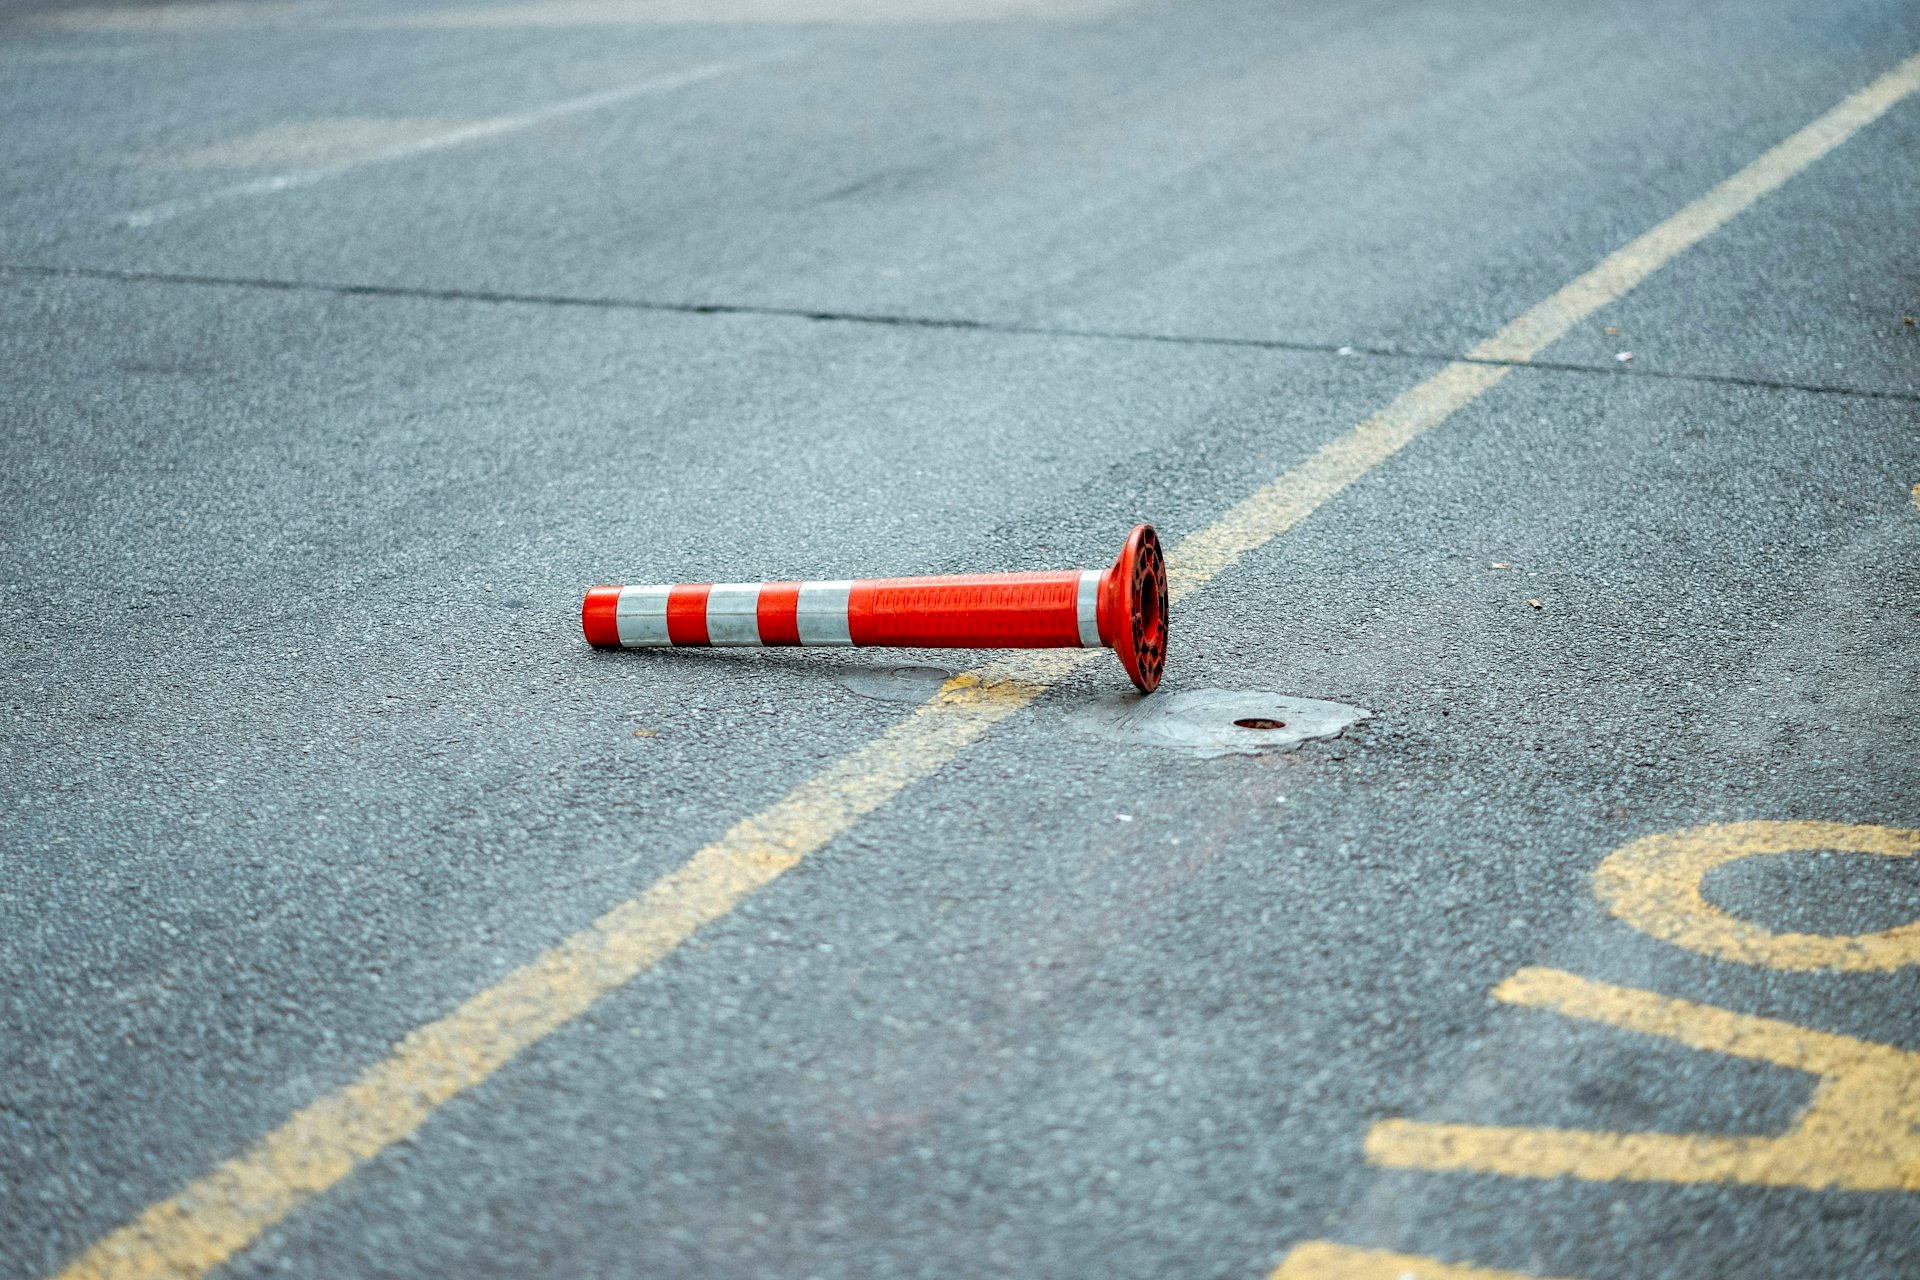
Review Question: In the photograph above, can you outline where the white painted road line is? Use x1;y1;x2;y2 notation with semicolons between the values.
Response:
383;0;1144;27
114;55;790;229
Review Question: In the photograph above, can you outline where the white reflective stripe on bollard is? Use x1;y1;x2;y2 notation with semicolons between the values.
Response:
705;583;763;647
615;585;672;647
1076;570;1102;648
796;580;854;646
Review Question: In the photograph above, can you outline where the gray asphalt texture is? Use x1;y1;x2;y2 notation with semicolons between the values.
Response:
3;1;1919;1277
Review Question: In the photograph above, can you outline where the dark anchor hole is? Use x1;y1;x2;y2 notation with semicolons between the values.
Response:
1234;717;1287;730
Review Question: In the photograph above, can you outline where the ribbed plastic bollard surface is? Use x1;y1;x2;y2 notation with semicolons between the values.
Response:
847;572;1083;648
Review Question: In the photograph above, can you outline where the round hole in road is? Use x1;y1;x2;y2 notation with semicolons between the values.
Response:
1234;717;1287;730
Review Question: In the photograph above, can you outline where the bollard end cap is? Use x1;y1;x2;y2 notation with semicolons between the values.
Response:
583;586;622;648
1107;524;1167;694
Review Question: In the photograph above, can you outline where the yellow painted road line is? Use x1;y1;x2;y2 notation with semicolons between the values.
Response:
1271;1240;1579;1280
1365;967;1920;1190
1172;47;1920;601
53;658;1077;1280
53;45;1920;1280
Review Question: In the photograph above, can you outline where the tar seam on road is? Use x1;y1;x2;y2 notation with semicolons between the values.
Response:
4;260;1916;406
108;54;793;229
48;45;1920;1280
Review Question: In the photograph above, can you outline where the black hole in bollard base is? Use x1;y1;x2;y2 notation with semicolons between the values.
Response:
1234;717;1287;730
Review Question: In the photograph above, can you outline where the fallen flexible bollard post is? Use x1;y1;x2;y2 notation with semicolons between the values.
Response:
583;523;1168;692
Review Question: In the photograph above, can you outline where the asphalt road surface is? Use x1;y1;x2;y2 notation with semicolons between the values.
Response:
4;2;1919;1278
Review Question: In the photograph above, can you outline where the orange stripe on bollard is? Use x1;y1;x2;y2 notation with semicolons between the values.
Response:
664;584;711;646
581;586;621;647
755;581;805;647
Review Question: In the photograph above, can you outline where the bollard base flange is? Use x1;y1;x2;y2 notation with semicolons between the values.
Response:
1098;523;1168;694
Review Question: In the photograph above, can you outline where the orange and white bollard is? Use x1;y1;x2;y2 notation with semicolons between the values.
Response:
583;524;1168;692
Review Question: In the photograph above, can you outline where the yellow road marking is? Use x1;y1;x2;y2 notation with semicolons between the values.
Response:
1271;1241;1578;1280
1172;47;1920;602
54;44;1920;1280
1595;821;1920;970
1366;967;1920;1191
53;660;1077;1280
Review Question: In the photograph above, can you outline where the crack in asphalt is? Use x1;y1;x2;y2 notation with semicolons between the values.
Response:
4;259;1916;405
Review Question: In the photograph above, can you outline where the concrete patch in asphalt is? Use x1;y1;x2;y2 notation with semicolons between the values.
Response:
1075;687;1368;758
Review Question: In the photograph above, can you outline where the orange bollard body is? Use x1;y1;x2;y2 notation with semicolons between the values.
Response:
584;524;1167;692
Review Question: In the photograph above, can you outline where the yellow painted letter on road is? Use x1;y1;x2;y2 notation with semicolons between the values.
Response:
1595;821;1920;970
1366;968;1920;1191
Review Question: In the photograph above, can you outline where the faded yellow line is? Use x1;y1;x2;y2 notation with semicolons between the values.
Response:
54;45;1920;1280
56;658;1077;1280
1366;967;1920;1190
28;2;299;32
383;0;1144;28
1174;45;1920;601
1271;1240;1578;1280
141;118;477;171
115;58;774;230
